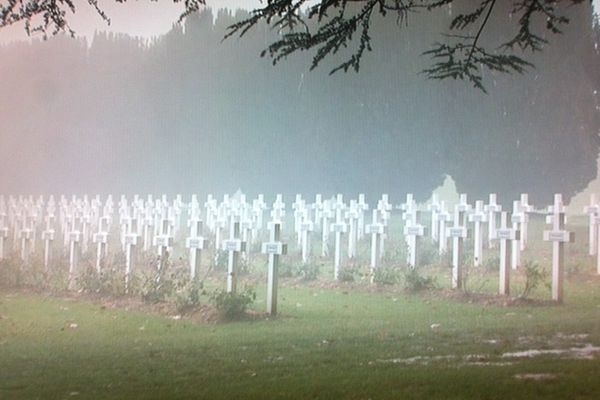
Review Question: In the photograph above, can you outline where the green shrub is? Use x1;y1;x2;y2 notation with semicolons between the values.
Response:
0;254;24;287
373;265;402;285
338;266;358;282
381;241;408;269
403;267;436;292
171;277;204;314
520;260;548;299
298;262;320;281
210;287;256;321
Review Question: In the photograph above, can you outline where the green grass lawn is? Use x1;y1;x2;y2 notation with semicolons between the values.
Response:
2;216;600;399
2;278;600;399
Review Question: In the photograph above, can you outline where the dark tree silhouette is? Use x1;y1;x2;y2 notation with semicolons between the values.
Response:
0;0;593;91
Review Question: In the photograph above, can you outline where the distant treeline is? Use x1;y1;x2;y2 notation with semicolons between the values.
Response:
0;3;598;206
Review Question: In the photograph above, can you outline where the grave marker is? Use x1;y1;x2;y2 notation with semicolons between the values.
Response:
261;221;287;315
468;200;487;267
543;194;574;303
222;215;247;293
330;207;347;281
186;218;205;280
583;194;599;256
484;193;502;249
403;209;426;269
495;212;519;295
447;205;468;289
365;209;385;283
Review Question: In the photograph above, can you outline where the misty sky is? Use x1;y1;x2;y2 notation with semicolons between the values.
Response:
0;1;599;207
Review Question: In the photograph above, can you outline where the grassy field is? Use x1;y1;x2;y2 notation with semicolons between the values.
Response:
2;216;600;399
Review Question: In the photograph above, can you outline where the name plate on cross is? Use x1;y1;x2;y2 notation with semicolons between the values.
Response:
543;230;574;243
223;239;246;252
186;237;205;249
154;236;173;247
404;225;425;236
41;230;55;241
20;229;33;240
93;232;108;242
511;214;526;224
125;235;138;246
300;222;314;231
366;224;384;235
69;232;81;242
496;229;519;241
331;223;347;233
448;227;467;238
261;242;287;255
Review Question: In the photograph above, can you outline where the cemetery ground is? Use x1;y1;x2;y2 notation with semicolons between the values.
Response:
2;216;600;399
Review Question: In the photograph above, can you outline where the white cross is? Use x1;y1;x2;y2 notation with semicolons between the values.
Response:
154;209;174;271
261;221;287;316
222;215;247;293
67;210;83;290
468;200;488;267
543;194;574;303
510;200;525;270
484;193;502;249
321;200;333;257
519;193;533;251
447;204;468;289
345;200;359;259
0;212;8;260
124;216;140;292
583;194;599;256
403;209;426;269
92;215;110;273
330;207;348;281
427;194;441;243
186;218;206;280
365;209;385;282
300;217;314;264
495;212;520;296
356;193;369;240
437;201;451;255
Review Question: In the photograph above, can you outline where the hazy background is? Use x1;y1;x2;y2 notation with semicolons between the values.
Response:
0;1;599;207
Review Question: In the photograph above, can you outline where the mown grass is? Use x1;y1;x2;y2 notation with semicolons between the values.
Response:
1;216;600;399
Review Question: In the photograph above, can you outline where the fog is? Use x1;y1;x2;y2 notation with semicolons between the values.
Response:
0;3;598;206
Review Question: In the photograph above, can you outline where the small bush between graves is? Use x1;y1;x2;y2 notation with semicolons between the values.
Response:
520;260;548;299
403;267;436;292
338;266;359;283
298;261;320;281
171;278;205;315
418;238;439;267
140;266;176;304
0;254;25;288
481;253;500;272
210;286;256;321
381;241;408;269
373;265;402;286
213;250;229;271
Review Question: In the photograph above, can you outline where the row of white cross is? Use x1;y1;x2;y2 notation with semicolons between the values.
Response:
0;191;582;308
